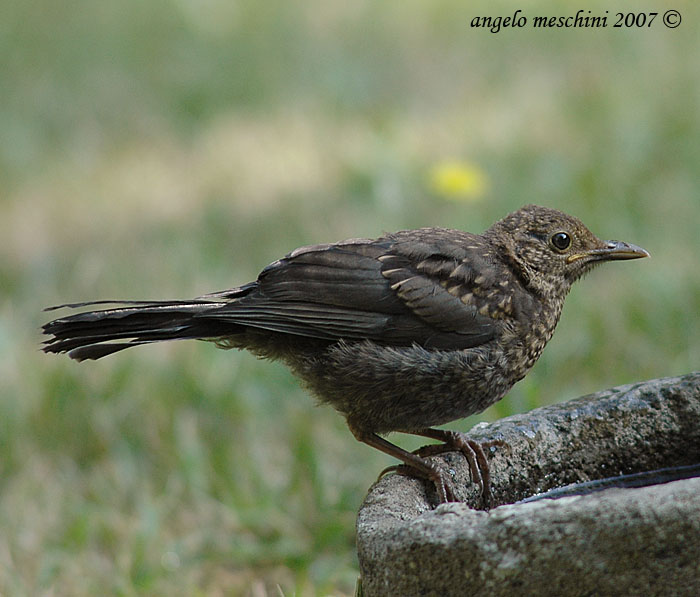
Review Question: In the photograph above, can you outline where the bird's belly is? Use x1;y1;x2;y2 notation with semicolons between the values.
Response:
289;339;521;435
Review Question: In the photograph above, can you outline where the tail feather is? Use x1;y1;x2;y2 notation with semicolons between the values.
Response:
42;300;244;361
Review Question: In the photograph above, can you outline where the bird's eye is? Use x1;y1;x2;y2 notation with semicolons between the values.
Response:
550;232;571;251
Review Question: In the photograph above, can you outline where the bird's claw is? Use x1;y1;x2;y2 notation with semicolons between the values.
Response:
377;463;458;503
414;433;506;509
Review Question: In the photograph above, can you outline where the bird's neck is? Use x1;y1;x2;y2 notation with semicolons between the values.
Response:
488;237;571;352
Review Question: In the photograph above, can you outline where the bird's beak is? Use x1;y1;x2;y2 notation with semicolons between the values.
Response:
566;240;650;263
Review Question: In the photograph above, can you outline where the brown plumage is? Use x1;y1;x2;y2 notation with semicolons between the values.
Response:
42;205;649;505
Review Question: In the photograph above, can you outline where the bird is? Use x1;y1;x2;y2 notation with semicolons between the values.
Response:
42;205;649;505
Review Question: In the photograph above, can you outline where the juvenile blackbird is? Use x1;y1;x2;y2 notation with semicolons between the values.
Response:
42;205;649;504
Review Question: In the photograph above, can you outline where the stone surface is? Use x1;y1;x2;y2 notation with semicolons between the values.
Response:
356;372;700;597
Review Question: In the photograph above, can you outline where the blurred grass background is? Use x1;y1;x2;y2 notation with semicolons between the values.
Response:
1;0;698;594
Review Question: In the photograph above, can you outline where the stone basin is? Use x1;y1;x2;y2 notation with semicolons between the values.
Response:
356;372;700;597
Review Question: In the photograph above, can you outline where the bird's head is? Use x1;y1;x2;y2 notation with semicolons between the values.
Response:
485;204;649;299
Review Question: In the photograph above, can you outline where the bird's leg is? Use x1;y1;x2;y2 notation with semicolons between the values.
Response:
350;427;457;503
410;429;503;508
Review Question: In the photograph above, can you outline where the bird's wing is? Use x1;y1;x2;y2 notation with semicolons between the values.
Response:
204;232;498;349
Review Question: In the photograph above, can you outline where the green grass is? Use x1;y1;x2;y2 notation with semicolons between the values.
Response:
1;0;699;594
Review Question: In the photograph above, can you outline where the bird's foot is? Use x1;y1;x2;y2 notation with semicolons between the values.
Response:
354;427;502;507
377;463;458;503
413;430;505;509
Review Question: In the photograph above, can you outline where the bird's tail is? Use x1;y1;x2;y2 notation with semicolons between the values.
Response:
42;293;249;361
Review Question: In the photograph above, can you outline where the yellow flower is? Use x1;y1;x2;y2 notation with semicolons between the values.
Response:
429;161;489;201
